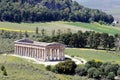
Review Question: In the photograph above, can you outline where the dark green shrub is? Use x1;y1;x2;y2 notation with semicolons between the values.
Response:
87;67;100;78
107;72;115;80
117;68;120;76
54;60;77;74
1;65;5;71
85;60;103;69
3;69;7;76
46;65;51;71
75;66;87;76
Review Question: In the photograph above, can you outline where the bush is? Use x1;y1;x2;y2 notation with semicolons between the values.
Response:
117;68;120;76
46;65;51;71
85;60;103;69
93;69;101;79
87;67;101;79
54;60;77;74
75;66;87;76
1;65;5;71
3;69;7;76
107;72;115;80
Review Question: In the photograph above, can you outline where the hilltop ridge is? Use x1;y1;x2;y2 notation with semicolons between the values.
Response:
0;0;114;23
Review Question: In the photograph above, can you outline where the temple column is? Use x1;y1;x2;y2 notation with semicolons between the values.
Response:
28;47;30;57
43;49;44;60
61;48;64;60
40;49;42;59
44;49;46;61
18;47;20;54
51;49;54;60
54;49;56;60
37;48;39;59
15;46;16;54
19;46;21;56
29;47;31;57
41;49;43;60
50;49;52;60
57;49;59;60
22;47;24;56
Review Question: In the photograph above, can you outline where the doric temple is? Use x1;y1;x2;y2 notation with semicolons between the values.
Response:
14;38;65;61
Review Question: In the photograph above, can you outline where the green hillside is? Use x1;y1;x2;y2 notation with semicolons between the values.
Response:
66;48;120;64
0;54;92;80
0;21;120;35
0;47;120;80
0;0;114;23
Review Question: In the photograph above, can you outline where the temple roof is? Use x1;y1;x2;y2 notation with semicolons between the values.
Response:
15;38;64;47
15;38;34;43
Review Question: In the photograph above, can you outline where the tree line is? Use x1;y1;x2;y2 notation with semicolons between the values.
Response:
0;29;119;50
40;30;116;50
0;0;114;23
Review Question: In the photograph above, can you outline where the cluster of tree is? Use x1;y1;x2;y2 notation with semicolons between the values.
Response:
40;30;115;50
46;60;120;80
75;60;120;80
0;0;114;23
0;29;117;50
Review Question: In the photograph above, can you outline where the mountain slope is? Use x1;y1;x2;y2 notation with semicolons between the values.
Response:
76;0;120;20
0;0;114;23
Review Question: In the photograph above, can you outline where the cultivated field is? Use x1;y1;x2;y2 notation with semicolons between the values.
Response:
0;21;120;35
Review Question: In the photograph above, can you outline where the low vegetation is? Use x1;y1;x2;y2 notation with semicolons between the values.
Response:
46;60;120;80
0;55;92;80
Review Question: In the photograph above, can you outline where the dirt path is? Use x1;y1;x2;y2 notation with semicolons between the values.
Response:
9;54;87;66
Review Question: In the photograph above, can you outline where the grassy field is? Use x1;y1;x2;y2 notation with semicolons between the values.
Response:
0;48;119;80
66;22;120;35
0;54;93;80
0;21;88;35
65;48;120;64
0;21;120;35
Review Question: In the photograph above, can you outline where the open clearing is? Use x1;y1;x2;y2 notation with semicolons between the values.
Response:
0;21;120;35
65;48;120;64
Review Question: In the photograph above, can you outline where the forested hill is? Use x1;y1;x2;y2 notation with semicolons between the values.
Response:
0;0;114;23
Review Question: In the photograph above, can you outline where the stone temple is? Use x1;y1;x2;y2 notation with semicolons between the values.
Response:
14;38;65;61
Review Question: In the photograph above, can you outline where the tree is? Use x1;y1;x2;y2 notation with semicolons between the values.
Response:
18;31;23;39
93;69;101;79
3;69;7;76
92;33;101;49
1;65;5;71
24;31;29;38
35;27;39;34
117;68;120;76
41;29;46;36
51;30;55;37
101;33;109;49
54;60;77;74
108;35;115;50
46;65;51;71
107;72;115;80
75;66;87;76
87;67;97;78
69;33;79;47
